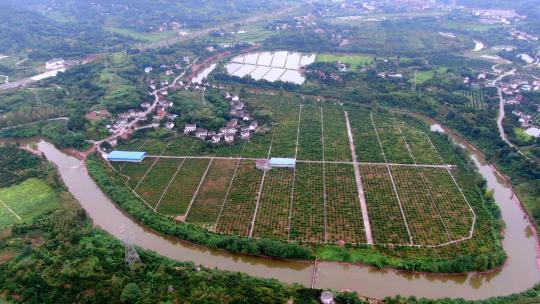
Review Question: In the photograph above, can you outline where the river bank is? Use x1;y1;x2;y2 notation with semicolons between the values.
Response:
27;118;540;300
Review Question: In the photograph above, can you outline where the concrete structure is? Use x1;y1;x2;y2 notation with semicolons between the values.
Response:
184;124;197;134
46;58;65;70
269;158;296;168
255;159;271;170
106;151;146;162
320;291;334;304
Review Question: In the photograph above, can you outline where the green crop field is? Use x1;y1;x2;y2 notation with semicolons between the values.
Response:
0;178;58;229
316;53;374;68
113;95;488;250
458;90;487;110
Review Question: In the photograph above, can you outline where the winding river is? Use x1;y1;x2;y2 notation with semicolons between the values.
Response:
31;132;540;300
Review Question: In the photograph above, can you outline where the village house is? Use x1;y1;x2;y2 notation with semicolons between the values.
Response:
159;100;174;108
144;66;153;74
224;134;235;143
165;122;175;130
240;128;251;140
226;118;239;128
184;124;197;134
141;102;151;108
211;134;221;144
165;69;175;76
108;139;118;147
195;128;208;139
220;127;237;135
249;121;258;131
242;113;251;121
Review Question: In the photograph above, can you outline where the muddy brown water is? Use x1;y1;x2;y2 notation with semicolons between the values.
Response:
16;137;540;300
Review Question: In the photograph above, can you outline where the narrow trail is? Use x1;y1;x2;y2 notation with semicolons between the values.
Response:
344;111;373;245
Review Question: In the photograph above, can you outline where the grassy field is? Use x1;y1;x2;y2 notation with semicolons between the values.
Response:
0;178;58;229
104;27;178;42
113;96;485;249
316;53;374;68
415;67;447;84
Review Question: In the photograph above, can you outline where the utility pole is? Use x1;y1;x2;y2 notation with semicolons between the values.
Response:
120;224;142;266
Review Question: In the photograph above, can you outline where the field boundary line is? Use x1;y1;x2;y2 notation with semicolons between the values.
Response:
344;111;372;245
214;158;242;231
249;169;268;237
133;140;173;192
370;114;413;245
119;139;149;171
394;119;452;243
320;107;328;243
184;158;214;220
424;132;477;241
153;158;187;211
0;198;22;221
266;99;283;158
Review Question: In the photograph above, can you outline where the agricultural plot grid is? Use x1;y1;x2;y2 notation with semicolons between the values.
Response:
113;102;477;248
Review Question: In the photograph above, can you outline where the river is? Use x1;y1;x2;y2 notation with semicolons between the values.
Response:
33;136;540;300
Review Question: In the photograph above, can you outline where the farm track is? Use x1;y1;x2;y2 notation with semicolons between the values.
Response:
344;111;372;245
146;155;453;168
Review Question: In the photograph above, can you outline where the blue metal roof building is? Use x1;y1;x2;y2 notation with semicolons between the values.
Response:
269;158;296;168
107;151;147;162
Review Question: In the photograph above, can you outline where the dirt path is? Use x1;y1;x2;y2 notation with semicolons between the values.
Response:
344;111;373;245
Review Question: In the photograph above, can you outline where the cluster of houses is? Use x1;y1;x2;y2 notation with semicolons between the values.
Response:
502;79;540;105
470;9;524;25
510;29;539;43
511;109;537;129
184;94;259;144
144;57;192;75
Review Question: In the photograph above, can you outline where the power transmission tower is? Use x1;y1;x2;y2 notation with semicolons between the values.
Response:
119;224;142;266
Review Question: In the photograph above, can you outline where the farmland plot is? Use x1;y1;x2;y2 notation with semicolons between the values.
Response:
397;121;442;165
135;158;182;208
418;167;474;240
216;160;263;236
140;139;171;155
297;105;323;160
163;136;203;156
371;115;414;164
359;164;411;244
186;159;238;227
121;158;155;189
242;132;273;158
290;163;326;243
322;107;352;161
390;166;451;245
157;158;210;215
348;110;385;163
252;168;294;240
269;102;301;158
325;163;366;244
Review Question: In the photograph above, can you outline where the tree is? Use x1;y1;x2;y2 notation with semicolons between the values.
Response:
121;283;141;303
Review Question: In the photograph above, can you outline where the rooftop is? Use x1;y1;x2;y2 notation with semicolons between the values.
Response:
107;151;147;162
